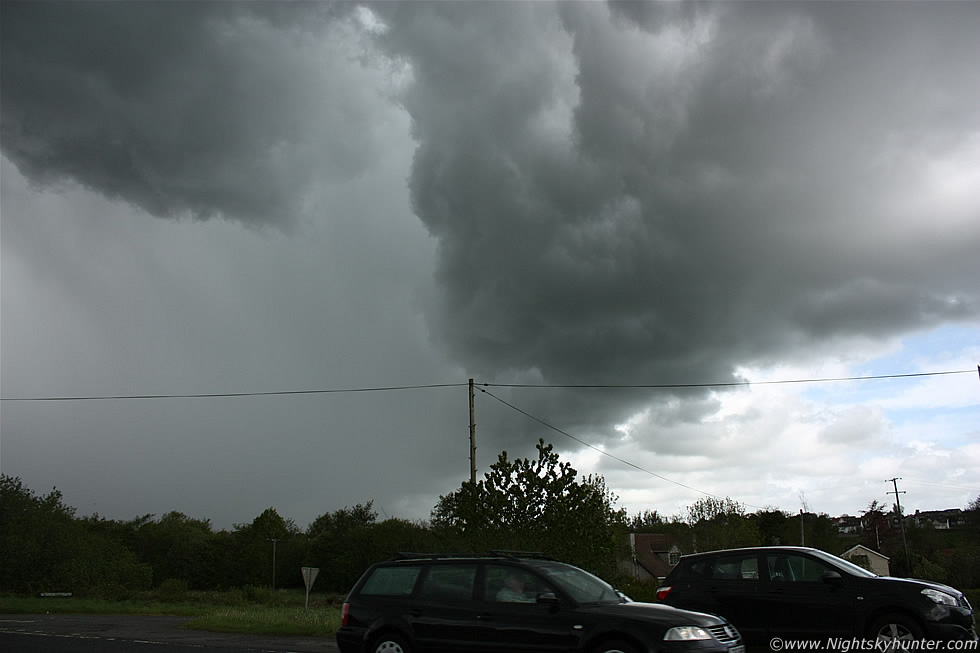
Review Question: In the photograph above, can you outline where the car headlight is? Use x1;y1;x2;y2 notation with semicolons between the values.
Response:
665;626;712;641
921;588;957;606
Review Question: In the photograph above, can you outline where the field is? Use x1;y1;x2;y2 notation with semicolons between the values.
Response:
0;588;345;638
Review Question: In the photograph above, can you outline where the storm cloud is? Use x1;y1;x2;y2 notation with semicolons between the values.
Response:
2;1;978;526
375;1;980;430
1;1;387;226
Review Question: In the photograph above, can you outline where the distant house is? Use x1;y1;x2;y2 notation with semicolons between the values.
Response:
834;514;863;534
624;533;682;583
912;508;965;530
841;544;890;576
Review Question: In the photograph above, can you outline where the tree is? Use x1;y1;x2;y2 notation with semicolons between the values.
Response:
133;512;217;588
860;500;893;552
966;495;980;532
232;508;302;588
750;509;788;546
307;502;380;592
431;440;628;578
630;509;667;533
683;496;759;552
0;475;150;594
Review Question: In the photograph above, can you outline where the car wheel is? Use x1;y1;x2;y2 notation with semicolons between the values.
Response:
372;633;411;653
591;640;640;653
870;614;924;649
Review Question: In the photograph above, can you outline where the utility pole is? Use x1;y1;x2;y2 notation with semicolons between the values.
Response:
469;378;477;484
267;538;279;590
886;478;911;575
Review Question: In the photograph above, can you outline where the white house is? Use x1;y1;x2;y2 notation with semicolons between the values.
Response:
841;544;890;576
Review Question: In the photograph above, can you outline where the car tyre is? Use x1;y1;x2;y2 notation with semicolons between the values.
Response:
591;639;640;653
371;633;411;653
870;613;924;650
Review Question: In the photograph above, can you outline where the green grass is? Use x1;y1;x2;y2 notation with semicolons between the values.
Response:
0;595;208;616
0;590;346;638
184;605;340;637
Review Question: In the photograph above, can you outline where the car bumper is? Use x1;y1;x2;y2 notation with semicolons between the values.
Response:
923;620;978;642
659;641;745;653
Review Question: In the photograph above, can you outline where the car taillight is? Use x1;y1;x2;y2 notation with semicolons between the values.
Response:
341;602;350;626
656;585;673;601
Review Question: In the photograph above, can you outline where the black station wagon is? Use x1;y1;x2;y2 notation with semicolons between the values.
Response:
657;546;977;645
337;552;745;653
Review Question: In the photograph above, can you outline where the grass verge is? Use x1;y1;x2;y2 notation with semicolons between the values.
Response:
0;590;344;638
183;605;340;637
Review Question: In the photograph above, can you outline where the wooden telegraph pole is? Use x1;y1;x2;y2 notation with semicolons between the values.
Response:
469;378;477;484
887;478;911;574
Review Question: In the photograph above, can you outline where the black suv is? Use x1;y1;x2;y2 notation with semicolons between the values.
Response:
337;551;745;653
657;546;977;644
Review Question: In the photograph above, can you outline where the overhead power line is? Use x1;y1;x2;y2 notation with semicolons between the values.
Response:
481;368;977;390
0;382;467;402
476;386;767;511
1;367;974;402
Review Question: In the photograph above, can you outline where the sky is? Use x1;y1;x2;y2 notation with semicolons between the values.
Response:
1;1;978;532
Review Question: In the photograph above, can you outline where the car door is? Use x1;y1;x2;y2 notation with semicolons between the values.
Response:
692;552;766;642
408;563;483;653
762;551;859;640
470;564;580;653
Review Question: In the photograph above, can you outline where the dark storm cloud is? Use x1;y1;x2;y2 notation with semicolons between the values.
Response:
0;1;379;226
375;1;980;436
2;0;978;469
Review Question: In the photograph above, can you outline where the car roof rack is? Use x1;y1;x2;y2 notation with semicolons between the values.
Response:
490;550;555;560
390;551;556;562
393;552;487;560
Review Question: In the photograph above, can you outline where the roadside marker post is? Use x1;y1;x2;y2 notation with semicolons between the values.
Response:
301;567;319;610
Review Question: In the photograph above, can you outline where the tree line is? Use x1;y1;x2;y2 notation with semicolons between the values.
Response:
2;442;978;597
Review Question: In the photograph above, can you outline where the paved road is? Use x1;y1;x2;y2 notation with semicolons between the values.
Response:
0;614;338;653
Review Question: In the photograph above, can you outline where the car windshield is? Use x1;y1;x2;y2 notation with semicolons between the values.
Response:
809;549;877;578
536;563;623;605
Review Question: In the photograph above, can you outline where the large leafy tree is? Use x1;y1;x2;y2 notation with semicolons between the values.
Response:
683;496;759;552
0;475;150;594
132;511;217;588
431;440;628;578
232;507;302;588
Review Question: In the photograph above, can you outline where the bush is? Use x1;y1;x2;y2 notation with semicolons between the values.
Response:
88;582;133;601
157;578;190;602
241;584;275;603
617;580;664;603
965;589;979;611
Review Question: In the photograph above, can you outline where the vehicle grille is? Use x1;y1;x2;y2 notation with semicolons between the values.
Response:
959;594;972;611
707;624;741;645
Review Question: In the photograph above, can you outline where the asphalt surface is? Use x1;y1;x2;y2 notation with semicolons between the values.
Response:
0;614;338;652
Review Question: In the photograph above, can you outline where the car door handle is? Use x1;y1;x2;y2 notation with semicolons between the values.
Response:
409;609;423;617
769;587;785;595
477;613;494;621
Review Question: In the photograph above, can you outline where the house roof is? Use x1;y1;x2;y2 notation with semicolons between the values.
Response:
842;544;889;561
631;533;678;578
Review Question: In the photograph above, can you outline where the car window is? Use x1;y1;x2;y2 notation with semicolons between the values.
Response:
809;548;877;578
418;564;478;601
485;565;547;603
767;553;833;582
535;563;621;604
699;553;759;580
360;565;423;596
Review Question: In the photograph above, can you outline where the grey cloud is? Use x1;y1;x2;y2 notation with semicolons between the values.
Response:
818;406;886;445
372;1;980;442
3;1;979;526
0;1;382;226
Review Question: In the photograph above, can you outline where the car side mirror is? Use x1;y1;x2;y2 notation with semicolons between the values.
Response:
821;571;843;585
